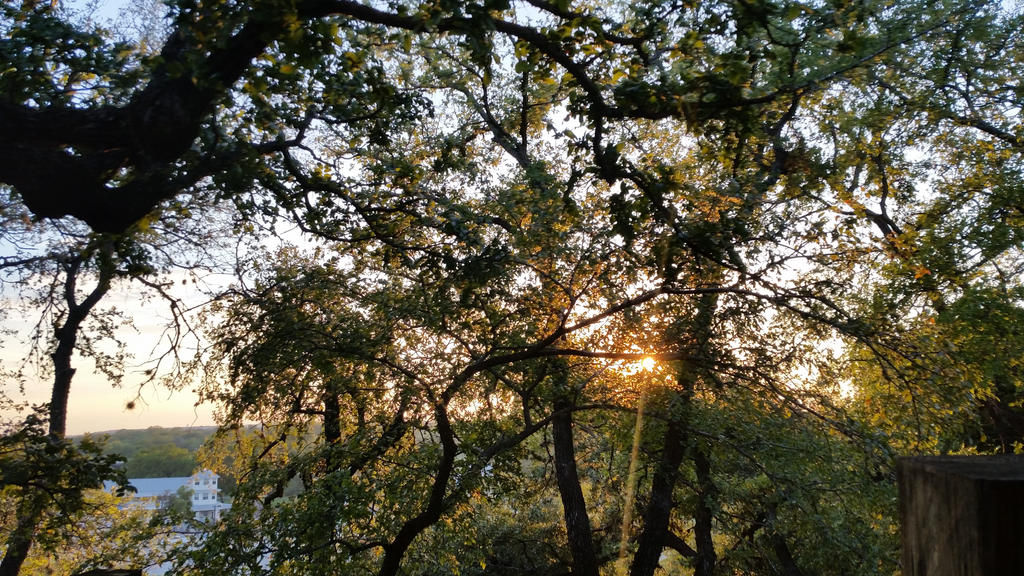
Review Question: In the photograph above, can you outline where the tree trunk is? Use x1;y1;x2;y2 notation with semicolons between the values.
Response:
552;395;601;576
692;447;717;576
376;405;457;576
0;495;45;576
629;414;687;576
631;289;719;576
0;241;115;576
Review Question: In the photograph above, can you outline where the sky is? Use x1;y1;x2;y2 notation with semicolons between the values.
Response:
2;277;218;435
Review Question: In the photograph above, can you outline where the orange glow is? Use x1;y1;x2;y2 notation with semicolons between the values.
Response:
640;356;656;372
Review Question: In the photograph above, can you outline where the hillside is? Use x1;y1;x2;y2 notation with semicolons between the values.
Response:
80;426;218;478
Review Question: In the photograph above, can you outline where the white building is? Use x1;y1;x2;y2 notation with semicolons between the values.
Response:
109;469;229;522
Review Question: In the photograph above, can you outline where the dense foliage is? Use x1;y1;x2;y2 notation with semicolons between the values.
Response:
2;0;1023;575
92;426;213;478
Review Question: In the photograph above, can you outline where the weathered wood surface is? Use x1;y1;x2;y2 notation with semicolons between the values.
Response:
899;455;1024;576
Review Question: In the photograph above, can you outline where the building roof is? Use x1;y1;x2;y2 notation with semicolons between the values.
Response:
126;477;193;498
104;470;220;498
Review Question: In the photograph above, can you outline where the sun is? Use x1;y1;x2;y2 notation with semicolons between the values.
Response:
640;356;656;372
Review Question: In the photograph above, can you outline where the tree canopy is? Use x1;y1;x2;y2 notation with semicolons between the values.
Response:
2;0;1024;574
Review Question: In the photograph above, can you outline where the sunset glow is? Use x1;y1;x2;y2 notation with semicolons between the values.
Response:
640;356;656;372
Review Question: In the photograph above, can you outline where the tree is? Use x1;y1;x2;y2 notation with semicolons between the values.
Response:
0;412;127;576
125;443;197;478
0;131;231;576
98;426;216;463
3;0;1023;575
0;485;188;576
0;225;127;576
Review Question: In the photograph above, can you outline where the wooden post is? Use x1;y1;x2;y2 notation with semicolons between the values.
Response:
898;455;1024;576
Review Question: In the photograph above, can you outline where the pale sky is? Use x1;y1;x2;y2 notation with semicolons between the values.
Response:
2;270;220;435
50;367;215;436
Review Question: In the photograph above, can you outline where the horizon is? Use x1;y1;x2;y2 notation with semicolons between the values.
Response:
72;423;220;437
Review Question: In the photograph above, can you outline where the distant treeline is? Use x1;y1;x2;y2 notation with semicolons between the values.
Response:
80;426;217;478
